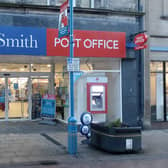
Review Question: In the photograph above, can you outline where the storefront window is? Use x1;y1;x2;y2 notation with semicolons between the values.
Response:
54;59;121;122
31;64;51;72
80;58;120;71
73;71;121;123
0;64;52;72
150;61;168;121
150;73;164;121
150;62;163;72
55;64;69;120
166;62;168;72
32;78;49;96
0;64;29;72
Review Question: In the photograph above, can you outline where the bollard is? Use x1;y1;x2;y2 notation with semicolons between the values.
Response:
68;116;77;155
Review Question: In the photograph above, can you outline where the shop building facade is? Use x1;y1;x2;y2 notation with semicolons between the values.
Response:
144;0;168;124
0;0;144;126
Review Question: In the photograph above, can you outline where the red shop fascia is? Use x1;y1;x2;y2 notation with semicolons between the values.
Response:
47;29;126;58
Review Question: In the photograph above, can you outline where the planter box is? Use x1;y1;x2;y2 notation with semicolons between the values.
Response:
90;123;142;153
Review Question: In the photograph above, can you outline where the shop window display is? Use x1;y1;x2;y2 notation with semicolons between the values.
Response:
55;71;69;120
54;59;120;122
32;78;49;119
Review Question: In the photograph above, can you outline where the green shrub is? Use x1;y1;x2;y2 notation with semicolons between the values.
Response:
107;119;121;128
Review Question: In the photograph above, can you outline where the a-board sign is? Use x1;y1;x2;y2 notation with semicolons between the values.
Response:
41;94;56;119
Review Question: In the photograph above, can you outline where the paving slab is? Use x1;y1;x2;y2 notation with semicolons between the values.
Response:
0;121;168;167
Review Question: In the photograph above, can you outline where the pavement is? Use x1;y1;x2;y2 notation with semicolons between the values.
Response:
0;120;168;167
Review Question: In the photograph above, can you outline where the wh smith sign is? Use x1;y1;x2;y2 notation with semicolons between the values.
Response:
0;26;126;58
0;26;46;55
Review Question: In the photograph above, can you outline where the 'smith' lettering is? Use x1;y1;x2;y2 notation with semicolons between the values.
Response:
0;33;38;48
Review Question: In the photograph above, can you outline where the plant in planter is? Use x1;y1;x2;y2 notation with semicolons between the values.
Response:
90;119;142;153
106;119;122;128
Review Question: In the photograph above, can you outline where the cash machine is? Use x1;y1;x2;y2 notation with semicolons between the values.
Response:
74;73;108;123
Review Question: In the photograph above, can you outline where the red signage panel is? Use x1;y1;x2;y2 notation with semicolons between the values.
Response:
47;29;126;58
134;33;148;46
134;44;148;50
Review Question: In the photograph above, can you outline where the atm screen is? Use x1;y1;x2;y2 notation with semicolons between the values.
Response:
90;85;105;111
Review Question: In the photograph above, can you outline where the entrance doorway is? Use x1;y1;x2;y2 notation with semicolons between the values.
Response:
0;74;50;120
31;77;49;119
8;77;29;119
0;76;29;120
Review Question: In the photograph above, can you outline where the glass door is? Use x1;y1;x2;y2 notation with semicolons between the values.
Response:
166;74;168;120
31;77;49;119
8;77;29;119
0;78;5;119
150;73;164;121
0;74;50;120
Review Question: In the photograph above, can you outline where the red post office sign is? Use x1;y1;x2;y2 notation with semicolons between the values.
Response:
47;29;126;58
134;33;148;45
134;44;148;50
134;33;148;46
134;33;148;50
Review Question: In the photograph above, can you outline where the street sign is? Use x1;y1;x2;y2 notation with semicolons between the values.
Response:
58;0;69;38
67;58;80;72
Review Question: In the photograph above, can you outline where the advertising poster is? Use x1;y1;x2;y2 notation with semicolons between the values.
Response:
41;94;56;119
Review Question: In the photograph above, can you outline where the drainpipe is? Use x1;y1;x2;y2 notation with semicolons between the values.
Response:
143;0;151;128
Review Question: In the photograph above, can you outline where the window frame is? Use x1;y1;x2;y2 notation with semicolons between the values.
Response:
162;0;168;18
